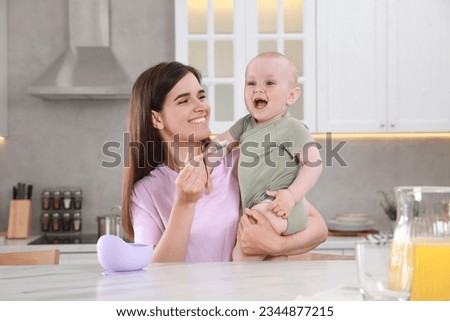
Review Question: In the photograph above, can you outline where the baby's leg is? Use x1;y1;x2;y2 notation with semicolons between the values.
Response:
232;202;288;262
252;201;288;235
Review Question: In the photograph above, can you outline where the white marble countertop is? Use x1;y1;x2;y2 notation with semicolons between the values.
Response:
0;260;360;300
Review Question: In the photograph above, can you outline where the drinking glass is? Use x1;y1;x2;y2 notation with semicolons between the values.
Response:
356;242;411;301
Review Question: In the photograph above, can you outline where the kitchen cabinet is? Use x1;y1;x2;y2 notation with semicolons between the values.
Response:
311;236;362;256
0;237;98;265
176;0;449;134
0;0;7;137
317;0;450;132
386;0;450;132
59;252;98;265
312;248;355;256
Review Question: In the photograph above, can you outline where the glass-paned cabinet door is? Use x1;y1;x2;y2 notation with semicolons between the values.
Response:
176;0;244;133
176;0;316;133
247;0;314;126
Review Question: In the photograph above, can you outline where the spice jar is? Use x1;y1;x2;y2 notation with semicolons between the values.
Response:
51;213;61;231
62;212;71;231
73;190;82;210
63;191;72;210
53;191;61;210
40;212;50;232
41;190;51;210
72;212;82;232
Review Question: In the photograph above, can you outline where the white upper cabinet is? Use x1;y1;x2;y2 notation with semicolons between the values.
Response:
176;0;450;133
175;0;317;133
317;0;450;133
387;0;450;132
317;0;387;132
0;0;7;138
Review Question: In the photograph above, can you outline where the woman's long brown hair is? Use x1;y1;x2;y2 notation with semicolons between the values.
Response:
121;62;203;241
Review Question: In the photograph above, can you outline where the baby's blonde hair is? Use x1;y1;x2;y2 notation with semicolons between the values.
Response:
247;52;299;86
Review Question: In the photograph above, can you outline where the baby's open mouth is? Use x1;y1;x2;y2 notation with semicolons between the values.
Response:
254;98;267;109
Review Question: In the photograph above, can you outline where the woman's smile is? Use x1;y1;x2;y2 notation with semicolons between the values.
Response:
189;116;207;124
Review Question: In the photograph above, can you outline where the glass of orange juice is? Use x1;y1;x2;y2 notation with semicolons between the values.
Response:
389;186;450;301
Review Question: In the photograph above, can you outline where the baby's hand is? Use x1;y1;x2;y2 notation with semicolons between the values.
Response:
266;189;296;219
203;140;229;192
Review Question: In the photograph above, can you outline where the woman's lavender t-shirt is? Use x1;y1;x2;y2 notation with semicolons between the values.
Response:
131;151;240;262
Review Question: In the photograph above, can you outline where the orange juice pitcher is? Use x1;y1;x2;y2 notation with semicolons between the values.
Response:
388;186;450;301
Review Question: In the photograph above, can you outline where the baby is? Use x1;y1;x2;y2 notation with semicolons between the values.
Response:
210;52;323;261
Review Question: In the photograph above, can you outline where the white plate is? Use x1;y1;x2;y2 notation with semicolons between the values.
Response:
327;219;374;232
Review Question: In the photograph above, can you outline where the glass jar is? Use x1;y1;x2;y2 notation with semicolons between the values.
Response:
41;190;51;210
51;213;61;232
72;212;82;232
63;191;72;210
62;212;71;231
53;191;61;210
40;212;50;232
73;190;82;210
389;186;450;301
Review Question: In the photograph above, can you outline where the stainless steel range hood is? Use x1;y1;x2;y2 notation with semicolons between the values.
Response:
27;0;132;100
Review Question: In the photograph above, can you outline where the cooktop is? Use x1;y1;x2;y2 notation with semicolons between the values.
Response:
28;233;99;245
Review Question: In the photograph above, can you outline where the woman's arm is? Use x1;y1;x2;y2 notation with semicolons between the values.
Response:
151;201;196;262
151;154;208;262
236;198;328;257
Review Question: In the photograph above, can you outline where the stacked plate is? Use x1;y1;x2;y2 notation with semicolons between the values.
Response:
327;213;374;232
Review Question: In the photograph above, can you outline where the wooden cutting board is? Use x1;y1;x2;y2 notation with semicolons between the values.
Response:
7;200;32;239
328;229;379;237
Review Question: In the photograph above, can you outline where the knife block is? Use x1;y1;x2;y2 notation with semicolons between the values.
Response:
7;200;32;239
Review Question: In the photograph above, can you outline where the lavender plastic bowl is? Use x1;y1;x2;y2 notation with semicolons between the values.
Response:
97;235;153;272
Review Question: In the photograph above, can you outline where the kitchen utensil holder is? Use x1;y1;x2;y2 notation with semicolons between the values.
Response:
7;200;32;239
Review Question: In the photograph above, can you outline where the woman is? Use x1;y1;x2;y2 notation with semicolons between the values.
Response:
122;62;327;263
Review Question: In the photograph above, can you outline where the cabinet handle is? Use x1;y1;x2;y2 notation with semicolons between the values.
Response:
380;124;385;128
390;124;396;128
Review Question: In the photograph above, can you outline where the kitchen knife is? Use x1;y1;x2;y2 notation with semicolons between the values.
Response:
16;183;22;199
27;185;33;200
18;183;25;199
13;186;17;199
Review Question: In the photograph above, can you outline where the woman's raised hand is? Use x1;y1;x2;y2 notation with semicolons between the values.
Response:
175;153;208;204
